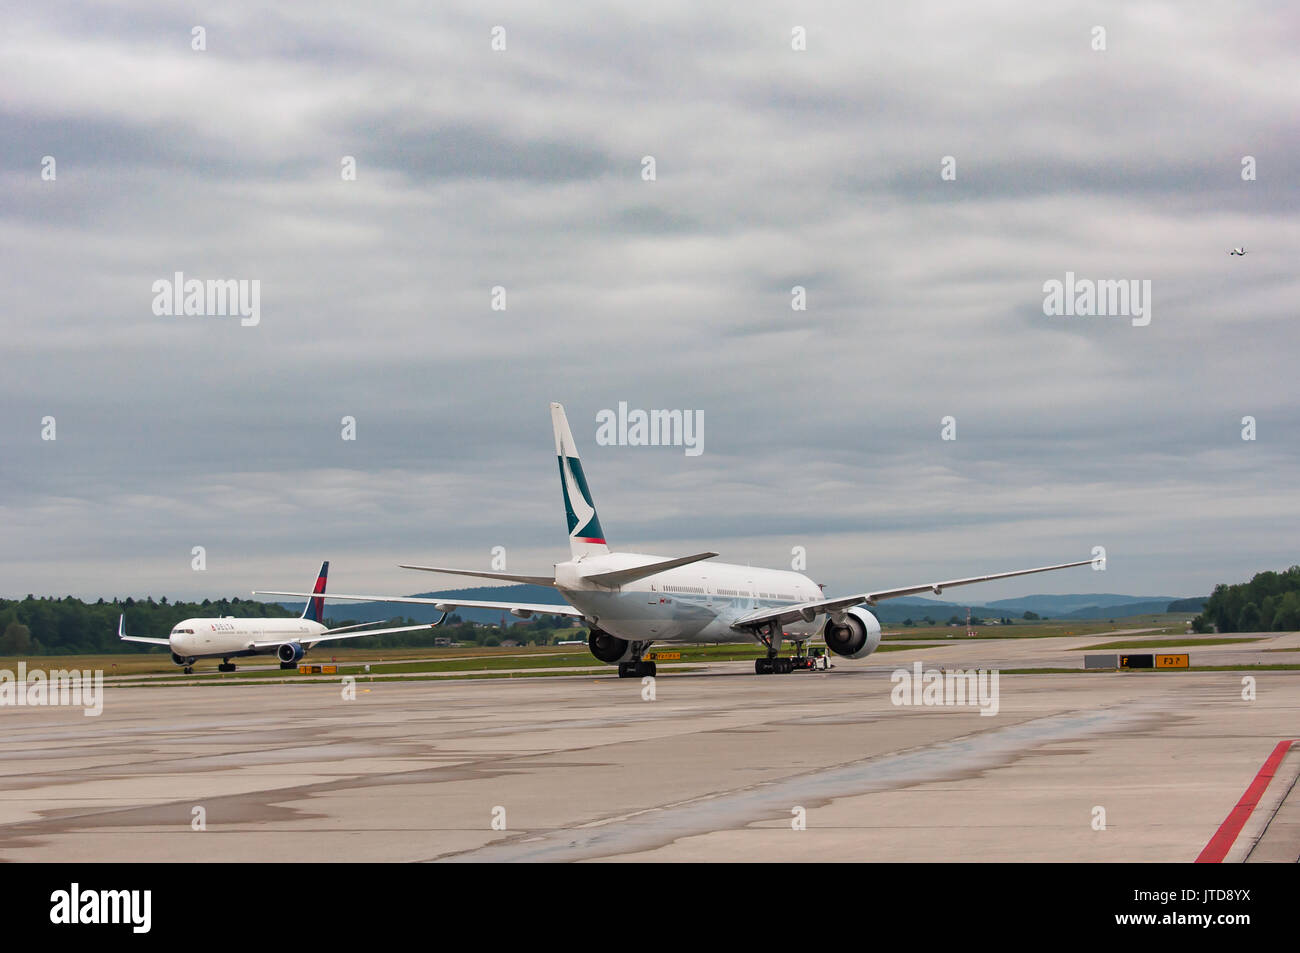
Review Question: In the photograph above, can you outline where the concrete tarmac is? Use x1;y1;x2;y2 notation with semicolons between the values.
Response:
1;630;1297;862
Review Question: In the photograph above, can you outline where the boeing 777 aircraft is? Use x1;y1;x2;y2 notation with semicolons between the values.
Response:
257;405;1091;677
120;561;437;673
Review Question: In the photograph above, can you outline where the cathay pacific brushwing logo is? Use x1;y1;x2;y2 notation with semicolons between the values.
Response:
559;455;603;542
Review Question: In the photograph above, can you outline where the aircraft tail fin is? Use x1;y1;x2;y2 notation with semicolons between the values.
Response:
551;403;609;559
301;561;329;622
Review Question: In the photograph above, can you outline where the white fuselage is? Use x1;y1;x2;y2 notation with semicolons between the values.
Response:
168;617;328;660
553;553;823;644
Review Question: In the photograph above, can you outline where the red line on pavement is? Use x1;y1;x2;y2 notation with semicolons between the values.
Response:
1195;739;1297;863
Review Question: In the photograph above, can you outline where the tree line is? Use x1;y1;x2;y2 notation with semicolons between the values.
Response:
0;595;299;656
0;594;584;656
1192;566;1300;633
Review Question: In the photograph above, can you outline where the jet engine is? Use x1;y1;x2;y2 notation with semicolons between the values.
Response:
171;652;195;666
587;627;636;664
822;607;882;659
277;642;306;664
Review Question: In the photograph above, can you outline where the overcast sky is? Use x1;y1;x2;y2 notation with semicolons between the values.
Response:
2;2;1297;604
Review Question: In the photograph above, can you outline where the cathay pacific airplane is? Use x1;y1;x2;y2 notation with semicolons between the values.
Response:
120;561;437;673
257;405;1091;678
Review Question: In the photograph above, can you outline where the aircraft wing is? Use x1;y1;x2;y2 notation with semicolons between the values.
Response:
253;590;586;620
117;614;171;646
251;621;443;650
731;558;1093;631
320;620;410;635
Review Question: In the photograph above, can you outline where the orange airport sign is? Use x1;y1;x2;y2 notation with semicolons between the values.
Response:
643;652;681;661
1155;654;1189;669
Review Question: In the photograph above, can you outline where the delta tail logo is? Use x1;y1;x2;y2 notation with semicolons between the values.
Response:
302;561;329;623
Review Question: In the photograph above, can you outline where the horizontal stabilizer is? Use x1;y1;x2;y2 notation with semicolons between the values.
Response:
398;565;557;587
581;552;719;588
253;590;584;619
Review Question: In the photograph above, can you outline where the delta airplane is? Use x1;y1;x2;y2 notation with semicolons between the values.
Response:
257;404;1092;677
120;561;437;673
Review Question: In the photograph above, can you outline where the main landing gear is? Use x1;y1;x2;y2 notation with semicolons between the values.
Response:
752;626;823;675
218;659;237;673
617;642;656;678
618;660;657;678
618;660;660;676
755;655;821;674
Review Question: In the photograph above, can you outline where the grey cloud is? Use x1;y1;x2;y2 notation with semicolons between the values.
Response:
2;1;1297;602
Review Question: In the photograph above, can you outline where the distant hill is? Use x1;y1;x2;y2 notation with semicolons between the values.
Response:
1053;600;1191;620
276;587;1204;627
982;593;1182;612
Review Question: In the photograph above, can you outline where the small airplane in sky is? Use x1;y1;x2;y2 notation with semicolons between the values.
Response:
1228;247;1247;256
120;561;437;673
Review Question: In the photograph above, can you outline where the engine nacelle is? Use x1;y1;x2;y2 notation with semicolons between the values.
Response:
171;652;195;666
822;607;882;659
587;627;636;664
277;642;306;664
